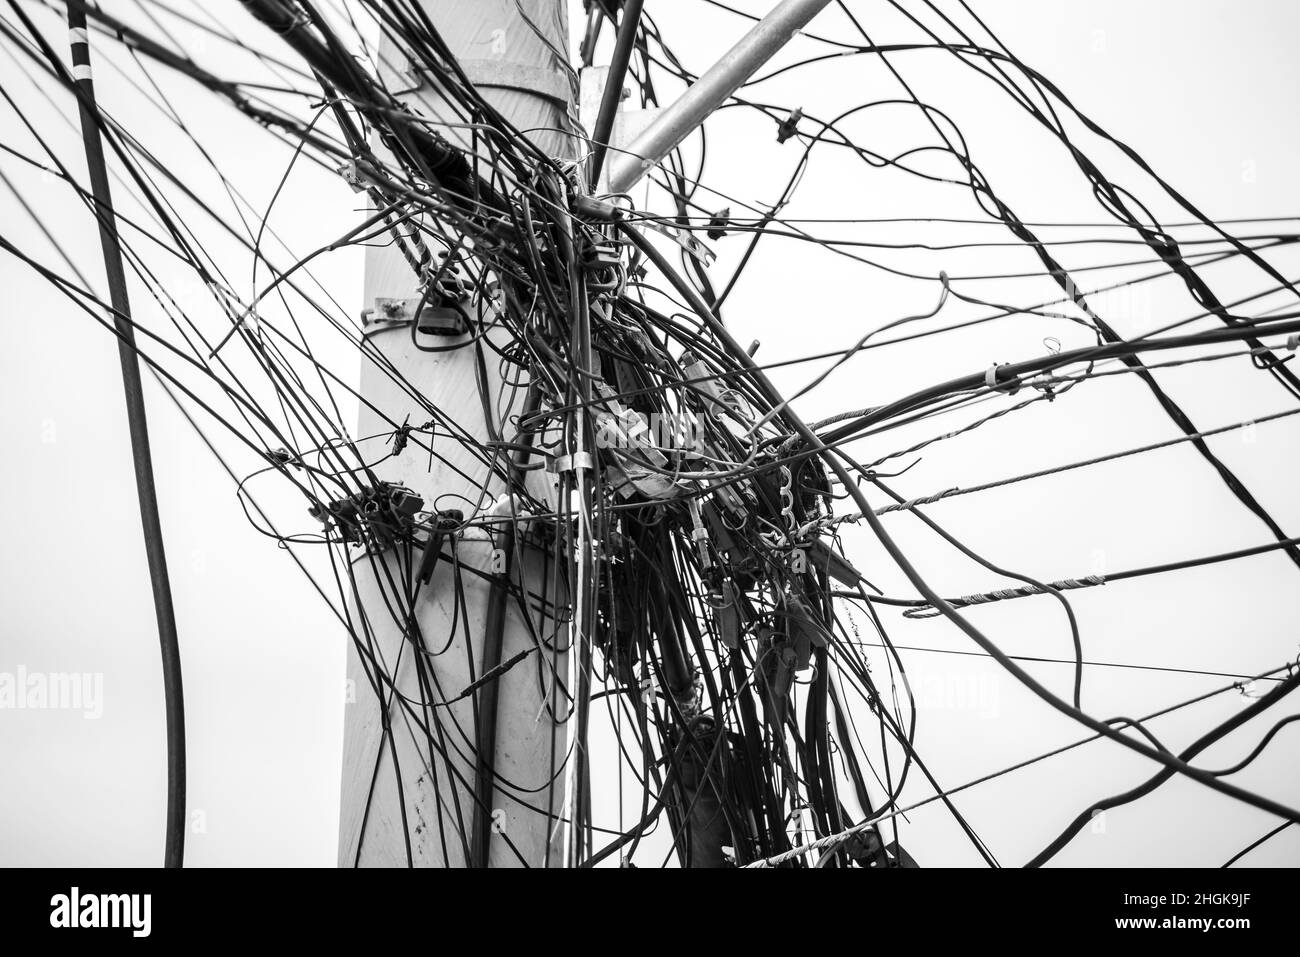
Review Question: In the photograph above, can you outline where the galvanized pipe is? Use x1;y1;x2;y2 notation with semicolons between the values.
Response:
605;0;832;195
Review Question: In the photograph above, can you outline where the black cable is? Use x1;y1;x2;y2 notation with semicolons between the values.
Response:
588;0;644;189
65;0;185;868
1221;821;1294;868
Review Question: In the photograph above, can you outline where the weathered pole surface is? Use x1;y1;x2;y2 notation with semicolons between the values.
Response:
339;0;574;868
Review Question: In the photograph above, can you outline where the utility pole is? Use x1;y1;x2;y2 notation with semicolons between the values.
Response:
338;0;576;868
338;0;837;868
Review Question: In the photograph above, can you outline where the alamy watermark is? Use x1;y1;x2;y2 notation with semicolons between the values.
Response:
0;665;103;719
50;887;150;937
909;672;1001;719
594;410;704;452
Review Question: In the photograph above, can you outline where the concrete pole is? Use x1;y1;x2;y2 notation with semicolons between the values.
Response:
339;0;575;868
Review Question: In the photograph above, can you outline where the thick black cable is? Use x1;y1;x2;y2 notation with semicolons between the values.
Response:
65;0;185;868
587;0;644;190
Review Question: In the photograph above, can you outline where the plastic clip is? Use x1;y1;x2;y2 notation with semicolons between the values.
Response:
985;363;1021;395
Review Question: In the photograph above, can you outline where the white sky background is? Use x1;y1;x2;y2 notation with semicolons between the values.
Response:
1;0;1299;867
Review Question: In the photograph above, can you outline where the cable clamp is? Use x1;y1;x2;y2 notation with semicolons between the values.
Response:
985;362;1021;394
337;161;368;194
776;106;803;143
550;451;594;474
686;498;712;568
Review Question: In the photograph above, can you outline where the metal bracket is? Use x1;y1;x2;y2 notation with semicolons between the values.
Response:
549;451;595;474
361;296;421;326
360;295;468;337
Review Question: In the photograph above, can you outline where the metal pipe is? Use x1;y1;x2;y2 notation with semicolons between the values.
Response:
605;0;832;195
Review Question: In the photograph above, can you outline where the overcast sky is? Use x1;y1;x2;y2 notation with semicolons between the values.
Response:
2;0;1298;867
